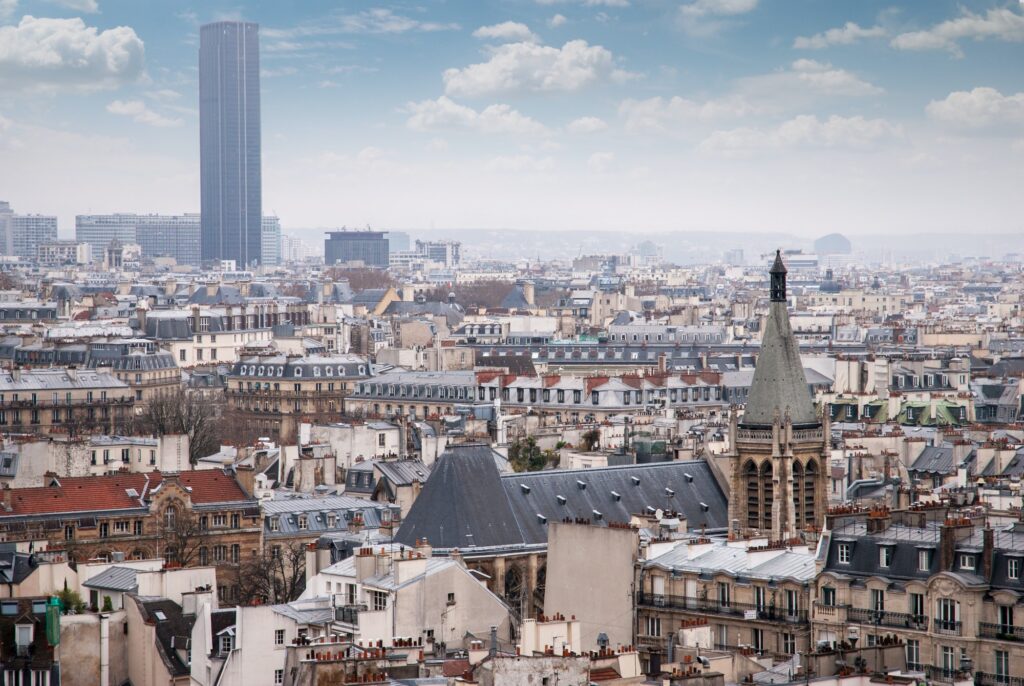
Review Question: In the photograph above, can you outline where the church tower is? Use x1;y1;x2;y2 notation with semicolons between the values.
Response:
728;250;829;541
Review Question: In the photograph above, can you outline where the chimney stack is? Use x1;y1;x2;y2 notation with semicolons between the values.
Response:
982;526;995;582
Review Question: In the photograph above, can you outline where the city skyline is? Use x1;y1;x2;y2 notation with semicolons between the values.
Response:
0;0;1022;237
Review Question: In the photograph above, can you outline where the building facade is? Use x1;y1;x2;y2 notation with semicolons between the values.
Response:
200;21;262;267
324;231;388;267
11;214;58;260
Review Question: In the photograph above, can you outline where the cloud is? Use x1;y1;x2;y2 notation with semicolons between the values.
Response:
567;116;608;133
145;88;181;101
891;7;1024;57
536;0;629;7
793;22;886;49
588;151;615;172
0;16;144;93
264;8;459;39
484;154;555;173
678;0;758;35
473;21;538;43
46;0;98;13
106;99;183;128
737;59;882;100
0;0;16;20
405;96;548;135
443;39;615;97
261;66;298;78
700;114;901;155
926;87;1024;129
548;14;567;28
619;95;761;134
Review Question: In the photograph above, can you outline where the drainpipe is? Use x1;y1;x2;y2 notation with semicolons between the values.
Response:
99;613;110;686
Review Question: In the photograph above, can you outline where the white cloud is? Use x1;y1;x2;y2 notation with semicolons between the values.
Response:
548;14;567;28
264;8;459;39
587;151;615;172
619;95;760;134
405;96;548;135
145;88;181;101
0;16;144;93
793;22;886;49
536;0;629;7
484;154;555;173
738;59;882;100
567;116;608;134
926;87;1024;129
106;99;183;128
700;114;901;155
0;0;17;20
678;0;758;35
473;21;538;43
443;39;615;97
891;7;1024;57
261;66;298;78
46;0;98;13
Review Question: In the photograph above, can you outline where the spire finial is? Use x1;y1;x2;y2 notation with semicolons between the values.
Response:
770;250;787;302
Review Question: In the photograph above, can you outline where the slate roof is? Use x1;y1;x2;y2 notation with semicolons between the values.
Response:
137;598;194;678
909;444;957;475
395;445;728;550
375;460;431;486
742;297;818;427
0;549;37;585
84;565;138;592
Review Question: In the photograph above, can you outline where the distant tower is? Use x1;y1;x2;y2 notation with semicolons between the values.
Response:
728;250;828;541
200;21;262;268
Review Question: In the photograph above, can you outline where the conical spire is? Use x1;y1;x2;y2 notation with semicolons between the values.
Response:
741;251;818;428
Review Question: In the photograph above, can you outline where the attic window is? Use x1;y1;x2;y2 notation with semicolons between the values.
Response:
700;502;709;512
665;487;675;497
153;610;167;621
592;510;603;520
577;480;587;490
520;484;530;494
646;506;656;514
556;495;566;505
631;476;641;486
537;514;547;524
610;491;621;501
684;473;693;483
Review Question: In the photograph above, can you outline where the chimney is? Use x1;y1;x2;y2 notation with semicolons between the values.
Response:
982;527;995;582
2;483;10;512
135;306;147;332
657;353;668;374
489;626;498;657
414;537;433;558
522;282;535;307
234;465;255;498
191;305;201;334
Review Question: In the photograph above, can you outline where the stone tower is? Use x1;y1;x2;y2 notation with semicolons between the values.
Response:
728;250;829;541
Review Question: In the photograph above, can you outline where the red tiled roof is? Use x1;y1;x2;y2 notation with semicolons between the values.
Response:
589;667;621;681
441;659;470;677
1;470;250;517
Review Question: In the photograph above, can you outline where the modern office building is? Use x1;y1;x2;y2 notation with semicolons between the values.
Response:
261;215;281;266
0;202;13;255
74;214;140;255
415;239;462;268
37;240;93;266
135;215;202;266
199;21;262;268
10;213;58;260
324;230;389;267
384;231;410;252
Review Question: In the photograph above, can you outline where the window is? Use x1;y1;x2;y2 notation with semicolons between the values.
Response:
871;589;885;612
1;602;17;615
751;628;764;652
274;629;285;646
274;670;284;685
212;514;226;527
918;549;931;571
164;506;177;530
99;523;109;538
782;633;795;655
64;525;74;541
231;544;240;564
1009;558;1021;580
880;546;892;568
378;433;386;447
910;593;924;619
213;545;226;562
371;590;387;611
644;616;661;637
936;598;960;632
199;547;208;565
269;517;279;532
219;634;233;654
297;515;308;530
996;650;1009;683
717;582;731;608
838;543;851;564
821;586;836;607
905;639;920;670
960;554;975;570
231;514;239;529
447;593;455;605
114;521;130;534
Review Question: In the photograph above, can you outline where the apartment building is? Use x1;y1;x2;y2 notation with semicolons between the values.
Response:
0;368;133;435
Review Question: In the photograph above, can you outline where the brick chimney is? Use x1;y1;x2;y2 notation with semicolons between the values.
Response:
2;483;10;512
982;527;995;582
234;465;255;498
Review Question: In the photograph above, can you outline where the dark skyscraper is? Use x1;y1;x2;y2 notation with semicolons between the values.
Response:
199;21;262;268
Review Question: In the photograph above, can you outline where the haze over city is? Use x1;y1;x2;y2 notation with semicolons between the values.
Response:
1;0;1023;237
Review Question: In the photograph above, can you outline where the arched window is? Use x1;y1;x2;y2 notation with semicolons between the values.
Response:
803;461;819;526
164;504;177;530
760;462;773;531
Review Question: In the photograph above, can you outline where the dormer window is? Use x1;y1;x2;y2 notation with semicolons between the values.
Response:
960;554;975;571
269;517;279;532
880;546;893;568
297;515;308;530
838;543;851;564
918;549;931;571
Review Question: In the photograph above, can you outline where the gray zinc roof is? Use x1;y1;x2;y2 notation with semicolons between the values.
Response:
84;566;139;592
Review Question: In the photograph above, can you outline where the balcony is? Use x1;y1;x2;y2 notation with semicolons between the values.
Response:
813;602;846;622
975;672;1024;686
924;665;970;684
978;622;1024;641
934;618;962;636
846;607;928;631
335;604;366;625
636;592;808;624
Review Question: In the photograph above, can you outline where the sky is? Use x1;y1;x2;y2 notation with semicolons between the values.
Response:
0;0;1022;238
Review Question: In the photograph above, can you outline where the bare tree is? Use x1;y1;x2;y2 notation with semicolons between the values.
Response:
132;389;224;464
237;540;307;605
162;508;210;568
